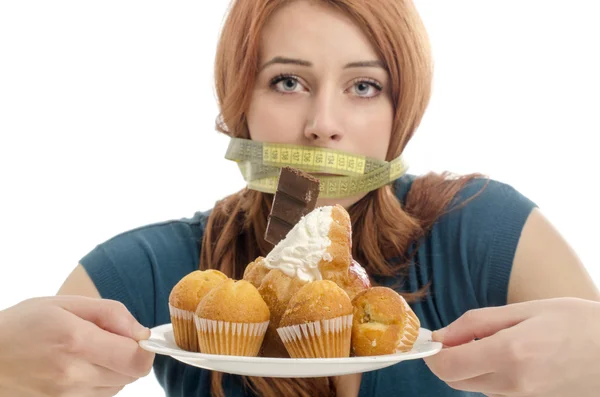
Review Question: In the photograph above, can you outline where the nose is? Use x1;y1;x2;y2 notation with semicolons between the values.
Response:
303;91;344;143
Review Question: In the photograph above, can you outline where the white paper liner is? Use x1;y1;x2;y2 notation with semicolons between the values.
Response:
194;315;269;356
169;304;195;320
169;304;199;352
396;299;420;352
276;314;353;358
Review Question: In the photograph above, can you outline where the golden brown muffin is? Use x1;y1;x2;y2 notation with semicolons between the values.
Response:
277;280;353;358
195;279;270;356
351;287;420;356
168;269;228;312
196;279;270;323
279;280;352;326
167;269;228;352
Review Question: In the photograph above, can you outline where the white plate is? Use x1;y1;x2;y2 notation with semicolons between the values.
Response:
139;323;442;378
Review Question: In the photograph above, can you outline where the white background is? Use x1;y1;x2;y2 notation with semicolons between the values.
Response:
1;1;598;396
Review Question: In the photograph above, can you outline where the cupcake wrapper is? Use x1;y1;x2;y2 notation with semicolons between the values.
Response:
169;304;199;352
194;316;269;356
396;299;421;352
277;314;353;358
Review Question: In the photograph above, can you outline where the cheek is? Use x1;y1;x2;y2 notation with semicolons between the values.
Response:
247;93;306;143
345;103;393;159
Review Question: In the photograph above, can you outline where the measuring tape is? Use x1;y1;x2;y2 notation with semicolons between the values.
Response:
225;138;409;198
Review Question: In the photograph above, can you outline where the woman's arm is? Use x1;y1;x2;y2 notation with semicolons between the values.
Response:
424;208;600;397
57;264;102;298
507;208;600;303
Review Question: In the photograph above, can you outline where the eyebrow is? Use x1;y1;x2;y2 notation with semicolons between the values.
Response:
259;56;385;71
343;60;385;69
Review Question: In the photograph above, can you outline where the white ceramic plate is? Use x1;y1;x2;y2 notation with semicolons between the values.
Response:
139;323;442;378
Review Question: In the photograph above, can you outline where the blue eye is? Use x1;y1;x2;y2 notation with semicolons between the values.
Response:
270;74;303;93
355;82;371;95
281;78;298;91
350;79;383;98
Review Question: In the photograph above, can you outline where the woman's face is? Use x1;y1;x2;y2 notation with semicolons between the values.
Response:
246;0;393;208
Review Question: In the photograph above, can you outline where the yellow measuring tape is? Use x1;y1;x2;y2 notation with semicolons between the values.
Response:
225;138;409;198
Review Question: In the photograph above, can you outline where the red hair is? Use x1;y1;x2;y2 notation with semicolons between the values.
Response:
201;1;483;395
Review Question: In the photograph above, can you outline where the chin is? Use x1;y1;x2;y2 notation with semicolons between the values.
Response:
316;193;367;210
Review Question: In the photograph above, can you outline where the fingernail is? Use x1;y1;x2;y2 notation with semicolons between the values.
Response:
431;327;447;342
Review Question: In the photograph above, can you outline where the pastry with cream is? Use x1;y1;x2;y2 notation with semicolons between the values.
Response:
247;204;371;299
243;204;370;356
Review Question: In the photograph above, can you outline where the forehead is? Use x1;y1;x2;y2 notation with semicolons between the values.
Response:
259;1;380;64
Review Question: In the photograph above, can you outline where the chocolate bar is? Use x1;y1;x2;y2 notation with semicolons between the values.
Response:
264;167;320;245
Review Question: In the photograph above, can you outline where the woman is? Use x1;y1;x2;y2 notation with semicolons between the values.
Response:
1;0;598;396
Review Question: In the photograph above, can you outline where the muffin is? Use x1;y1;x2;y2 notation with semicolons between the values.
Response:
195;279;270;356
168;269;228;352
277;280;353;358
351;287;420;356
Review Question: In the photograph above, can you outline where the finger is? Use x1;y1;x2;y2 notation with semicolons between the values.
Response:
446;372;513;395
424;332;506;382
53;362;138;388
93;386;125;397
432;303;536;346
88;364;138;387
69;314;155;378
65;386;125;397
55;296;150;341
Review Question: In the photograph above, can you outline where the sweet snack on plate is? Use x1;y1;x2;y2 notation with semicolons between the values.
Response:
168;166;421;359
255;266;309;357
351;287;420;356
329;258;372;302
168;269;228;352
260;167;370;299
242;256;270;289
264;204;352;281
243;204;371;356
194;279;270;356
264;166;320;245
277;280;353;358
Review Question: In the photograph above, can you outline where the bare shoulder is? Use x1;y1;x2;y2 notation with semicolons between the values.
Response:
509;208;600;303
57;264;101;299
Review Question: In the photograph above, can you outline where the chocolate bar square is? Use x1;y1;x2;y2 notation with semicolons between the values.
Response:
264;167;320;245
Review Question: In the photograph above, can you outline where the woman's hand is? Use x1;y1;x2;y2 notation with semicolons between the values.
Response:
424;297;600;397
0;296;155;397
